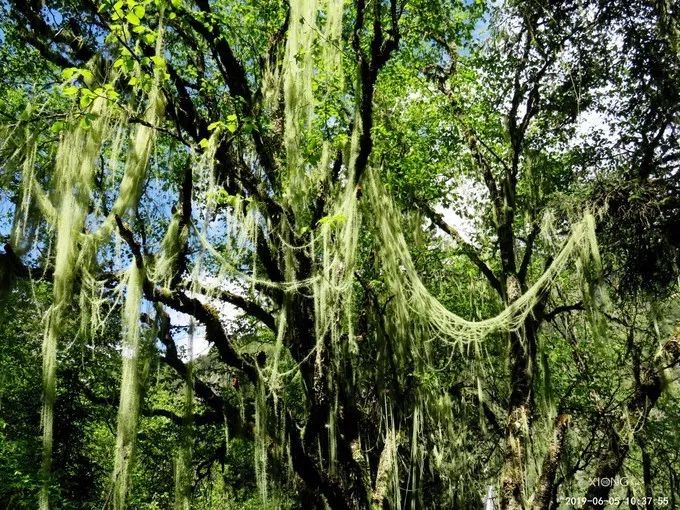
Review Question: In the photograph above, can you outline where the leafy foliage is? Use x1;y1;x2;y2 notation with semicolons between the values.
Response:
0;1;679;509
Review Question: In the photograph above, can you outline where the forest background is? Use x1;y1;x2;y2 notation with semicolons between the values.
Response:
0;0;679;509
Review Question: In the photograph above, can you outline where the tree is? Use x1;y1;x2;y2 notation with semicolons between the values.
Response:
0;0;678;509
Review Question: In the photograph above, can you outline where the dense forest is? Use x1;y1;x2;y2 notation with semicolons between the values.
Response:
0;0;679;508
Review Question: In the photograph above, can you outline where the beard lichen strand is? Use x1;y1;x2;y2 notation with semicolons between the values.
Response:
39;94;114;510
312;169;360;367
310;106;362;373
254;377;269;505
112;262;144;510
174;320;194;510
282;0;346;217
111;82;164;218
283;0;317;206
324;0;344;85
9;132;37;256
373;423;400;508
363;165;601;347
189;128;265;293
112;19;166;221
77;59;165;341
152;210;189;287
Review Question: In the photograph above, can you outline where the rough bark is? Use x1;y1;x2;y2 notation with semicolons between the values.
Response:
532;414;571;510
500;274;539;510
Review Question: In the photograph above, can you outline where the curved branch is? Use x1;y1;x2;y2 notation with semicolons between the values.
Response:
115;216;259;383
421;205;503;295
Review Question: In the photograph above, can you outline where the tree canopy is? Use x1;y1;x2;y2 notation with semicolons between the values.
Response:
0;0;679;509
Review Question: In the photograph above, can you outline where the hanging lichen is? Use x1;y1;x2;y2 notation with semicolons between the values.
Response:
39;92;115;510
254;378;269;505
112;262;145;510
363;165;602;348
282;0;317;182
174;320;194;510
323;0;344;84
110;82;164;218
108;28;168;509
153;210;189;287
372;425;399;509
9;131;38;256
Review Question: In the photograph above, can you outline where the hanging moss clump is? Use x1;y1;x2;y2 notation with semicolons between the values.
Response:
174;321;194;510
112;262;145;510
363;165;602;349
39;93;115;510
283;0;317;198
9;131;38;256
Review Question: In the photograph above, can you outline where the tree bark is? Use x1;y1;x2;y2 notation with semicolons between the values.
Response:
500;275;540;510
532;414;571;510
640;436;655;510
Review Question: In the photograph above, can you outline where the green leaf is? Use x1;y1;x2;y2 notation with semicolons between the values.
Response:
199;138;209;149
80;92;94;109
49;121;65;134
126;12;141;25
79;116;92;130
63;85;79;96
318;214;346;226
61;68;77;80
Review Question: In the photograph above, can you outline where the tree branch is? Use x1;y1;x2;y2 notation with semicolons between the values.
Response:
115;216;259;383
544;303;584;322
186;281;277;333
421;204;503;295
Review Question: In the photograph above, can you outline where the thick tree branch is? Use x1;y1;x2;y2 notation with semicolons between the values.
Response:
184;0;278;178
544;303;584;322
421;204;503;295
352;0;401;185
154;308;252;437
518;222;541;283
9;0;97;65
115;216;259;383
186;281;277;333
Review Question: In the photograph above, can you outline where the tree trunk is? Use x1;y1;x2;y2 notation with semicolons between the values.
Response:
639;436;654;510
500;275;538;510
532;415;570;510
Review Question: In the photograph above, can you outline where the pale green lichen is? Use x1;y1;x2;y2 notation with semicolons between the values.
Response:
40;93;114;510
112;262;145;510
